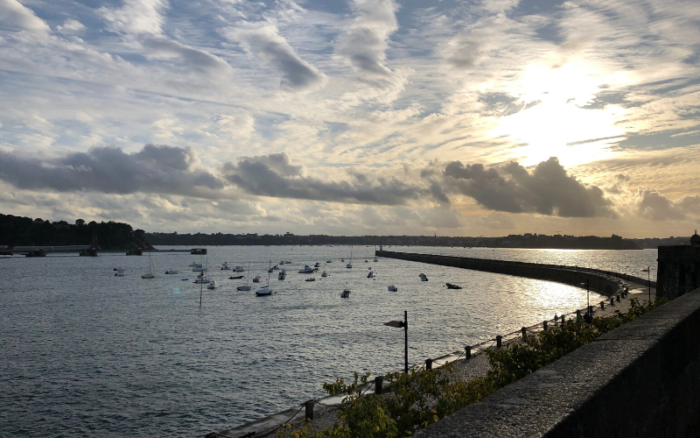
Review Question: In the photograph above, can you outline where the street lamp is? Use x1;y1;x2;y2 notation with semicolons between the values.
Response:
384;310;408;374
581;279;592;324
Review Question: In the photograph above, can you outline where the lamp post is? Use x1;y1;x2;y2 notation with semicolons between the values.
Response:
581;279;592;324
384;310;408;374
648;265;651;304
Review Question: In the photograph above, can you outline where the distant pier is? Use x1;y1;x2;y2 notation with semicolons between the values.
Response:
375;250;651;296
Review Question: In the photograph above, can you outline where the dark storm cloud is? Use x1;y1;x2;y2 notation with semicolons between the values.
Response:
224;153;440;206
0;144;225;198
441;157;616;217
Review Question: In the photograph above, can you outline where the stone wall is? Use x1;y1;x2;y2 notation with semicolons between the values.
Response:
415;288;700;438
658;245;700;299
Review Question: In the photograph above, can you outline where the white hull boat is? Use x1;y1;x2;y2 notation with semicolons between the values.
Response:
237;285;251;291
207;280;219;289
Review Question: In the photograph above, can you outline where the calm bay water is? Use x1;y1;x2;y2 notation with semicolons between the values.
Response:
0;246;657;437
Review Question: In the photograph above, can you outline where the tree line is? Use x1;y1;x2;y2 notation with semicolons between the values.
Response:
0;213;152;250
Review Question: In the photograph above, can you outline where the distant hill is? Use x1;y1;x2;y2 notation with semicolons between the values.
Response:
0;214;153;251
145;232;643;250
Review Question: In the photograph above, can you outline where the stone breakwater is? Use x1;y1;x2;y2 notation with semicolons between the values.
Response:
375;250;635;297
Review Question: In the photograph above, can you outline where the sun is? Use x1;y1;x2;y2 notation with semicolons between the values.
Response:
490;62;630;167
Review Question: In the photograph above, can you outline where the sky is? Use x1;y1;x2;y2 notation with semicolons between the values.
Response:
0;0;699;237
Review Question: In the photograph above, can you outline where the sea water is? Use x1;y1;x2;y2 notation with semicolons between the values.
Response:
0;246;657;437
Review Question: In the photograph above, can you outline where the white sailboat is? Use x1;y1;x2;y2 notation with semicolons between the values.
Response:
256;261;273;296
142;253;156;279
346;246;353;269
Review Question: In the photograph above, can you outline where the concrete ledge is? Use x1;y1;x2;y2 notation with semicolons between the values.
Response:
415;288;700;438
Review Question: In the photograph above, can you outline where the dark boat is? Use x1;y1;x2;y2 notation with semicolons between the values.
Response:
446;283;462;289
229;275;245;280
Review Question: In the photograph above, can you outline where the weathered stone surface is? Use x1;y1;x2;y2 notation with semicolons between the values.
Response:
415;288;700;438
658;245;700;299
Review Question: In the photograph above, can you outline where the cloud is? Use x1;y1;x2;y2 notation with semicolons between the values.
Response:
336;0;402;90
224;153;439;206
0;144;226;198
56;19;86;34
141;37;230;72
637;188;700;221
0;0;50;35
441;157;616;218
225;22;326;92
100;0;169;35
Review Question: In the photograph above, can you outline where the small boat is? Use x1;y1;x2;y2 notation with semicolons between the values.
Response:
298;265;315;274
115;268;126;277
446;283;462;289
229;275;244;280
272;265;280;270
314;262;321;268
278;270;286;280
388;285;398;292
365;260;369;263
341;258;345;262
233;266;245;272
367;271;374;278
256;261;274;296
419;273;428;281
305;277;316;282
189;261;200;267
221;264;231;271
321;271;328;277
341;289;351;298
142;253;156;279
256;286;272;296
192;265;207;272
326;260;332;263
237;285;251;291
253;275;261;283
373;257;378;262
194;273;210;284
165;269;180;275
181;278;188;281
268;267;274;273
207;280;219;289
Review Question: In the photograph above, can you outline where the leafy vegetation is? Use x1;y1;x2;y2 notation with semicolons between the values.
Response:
0;213;152;250
278;298;667;438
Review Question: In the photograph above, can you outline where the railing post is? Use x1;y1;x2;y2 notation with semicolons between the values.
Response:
305;400;314;421
425;358;433;371
465;346;471;360
576;309;581;321
374;376;383;395
543;321;548;331
601;301;605;310
496;335;502;348
521;327;527;340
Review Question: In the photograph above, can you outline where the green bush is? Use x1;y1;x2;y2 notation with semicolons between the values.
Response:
279;297;667;438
